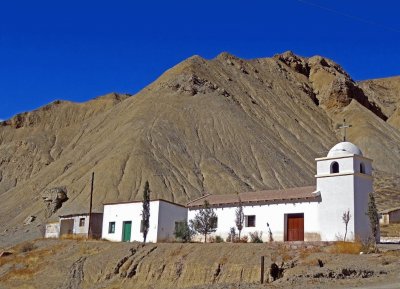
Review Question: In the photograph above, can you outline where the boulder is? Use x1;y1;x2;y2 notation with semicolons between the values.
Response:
42;187;68;217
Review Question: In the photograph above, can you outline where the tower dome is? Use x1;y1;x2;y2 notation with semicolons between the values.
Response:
327;142;363;157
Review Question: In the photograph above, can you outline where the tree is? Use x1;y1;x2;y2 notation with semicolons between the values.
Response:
189;200;217;243
227;227;237;242
235;197;244;239
142;181;150;243
367;192;379;242
342;210;351;241
174;221;194;243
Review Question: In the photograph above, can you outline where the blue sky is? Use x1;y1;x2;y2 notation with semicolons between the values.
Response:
0;0;399;120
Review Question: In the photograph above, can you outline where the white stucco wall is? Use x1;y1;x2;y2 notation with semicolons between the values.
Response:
102;201;160;242
157;201;187;241
354;175;373;240
316;155;373;241
102;200;187;243
316;174;355;241
45;222;60;238
188;201;320;242
59;215;90;235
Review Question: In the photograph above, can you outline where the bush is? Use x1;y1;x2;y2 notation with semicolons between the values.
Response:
235;236;248;243
215;235;224;243
19;242;37;253
174;221;194;243
226;227;237;242
208;235;225;243
249;231;263;243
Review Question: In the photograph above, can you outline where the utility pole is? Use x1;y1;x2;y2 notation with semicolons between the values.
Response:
88;172;94;238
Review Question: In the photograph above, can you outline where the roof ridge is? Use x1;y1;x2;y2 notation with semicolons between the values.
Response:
186;193;212;205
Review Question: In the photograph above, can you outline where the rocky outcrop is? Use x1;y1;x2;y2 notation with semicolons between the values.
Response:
274;51;310;77
274;52;388;120
42;187;68;217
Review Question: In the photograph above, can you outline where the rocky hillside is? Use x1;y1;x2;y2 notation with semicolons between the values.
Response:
0;52;399;243
0;239;399;289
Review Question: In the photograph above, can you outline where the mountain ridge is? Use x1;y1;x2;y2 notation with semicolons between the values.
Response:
0;51;399;246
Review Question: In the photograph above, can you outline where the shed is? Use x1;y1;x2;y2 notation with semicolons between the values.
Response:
379;207;400;225
45;212;103;239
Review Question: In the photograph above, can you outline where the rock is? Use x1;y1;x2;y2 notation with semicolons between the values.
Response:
274;51;310;77
42;187;68;217
0;251;13;257
23;215;36;225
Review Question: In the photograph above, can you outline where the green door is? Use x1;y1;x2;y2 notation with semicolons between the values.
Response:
122;221;132;242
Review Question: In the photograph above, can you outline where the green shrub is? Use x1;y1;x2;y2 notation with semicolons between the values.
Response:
174;221;194;243
215;235;224;243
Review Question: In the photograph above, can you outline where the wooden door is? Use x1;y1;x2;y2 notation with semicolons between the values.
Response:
122;221;132;242
286;214;304;241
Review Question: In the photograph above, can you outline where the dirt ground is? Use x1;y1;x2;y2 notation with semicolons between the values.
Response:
0;239;400;289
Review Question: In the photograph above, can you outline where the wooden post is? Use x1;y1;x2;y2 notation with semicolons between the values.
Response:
88;172;94;238
260;256;265;284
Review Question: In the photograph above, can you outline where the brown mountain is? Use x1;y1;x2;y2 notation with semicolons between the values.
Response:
0;52;399;245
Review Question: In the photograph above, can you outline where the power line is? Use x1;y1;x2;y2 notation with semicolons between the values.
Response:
297;0;400;33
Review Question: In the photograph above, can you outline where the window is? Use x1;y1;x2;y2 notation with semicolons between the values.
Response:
108;222;115;234
360;162;365;174
245;215;256;227
330;161;339;174
79;218;85;227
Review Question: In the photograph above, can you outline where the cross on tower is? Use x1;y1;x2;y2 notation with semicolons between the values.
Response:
338;119;352;141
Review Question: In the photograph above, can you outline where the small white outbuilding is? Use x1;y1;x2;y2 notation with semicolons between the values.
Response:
188;141;376;242
102;199;187;242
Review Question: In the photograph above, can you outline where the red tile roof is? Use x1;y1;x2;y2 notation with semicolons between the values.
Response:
187;186;319;208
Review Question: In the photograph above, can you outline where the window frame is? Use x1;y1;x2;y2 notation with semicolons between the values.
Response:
245;215;256;227
108;221;116;234
79;218;85;227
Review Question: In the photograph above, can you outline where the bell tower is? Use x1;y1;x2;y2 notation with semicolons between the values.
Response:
315;142;373;241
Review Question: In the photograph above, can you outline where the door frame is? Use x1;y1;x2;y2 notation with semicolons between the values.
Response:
284;213;304;241
122;221;132;242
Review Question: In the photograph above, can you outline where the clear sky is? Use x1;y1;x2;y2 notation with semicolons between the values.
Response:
0;0;399;120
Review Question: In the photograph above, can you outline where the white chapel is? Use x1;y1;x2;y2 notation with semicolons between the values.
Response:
187;141;374;242
52;140;374;243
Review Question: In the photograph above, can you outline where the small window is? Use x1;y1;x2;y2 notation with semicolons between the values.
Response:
360;162;365;174
330;162;339;174
245;215;256;227
108;222;115;234
79;218;85;227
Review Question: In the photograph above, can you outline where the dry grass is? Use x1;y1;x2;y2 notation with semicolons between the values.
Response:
0;265;40;281
330;241;363;254
0;242;64;282
271;244;292;262
60;233;90;241
299;246;322;260
19;242;37;253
